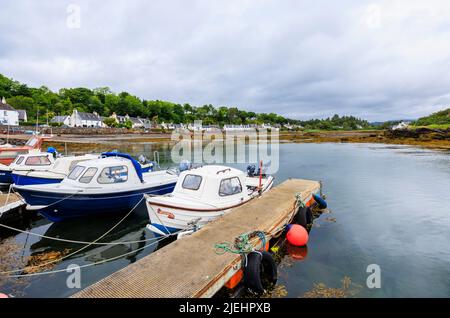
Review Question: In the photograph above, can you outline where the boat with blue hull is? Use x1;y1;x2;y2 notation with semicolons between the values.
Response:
12;152;153;186
0;150;57;186
13;155;178;221
0;166;13;185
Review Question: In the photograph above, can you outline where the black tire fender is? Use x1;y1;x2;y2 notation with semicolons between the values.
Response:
296;206;313;229
243;251;278;294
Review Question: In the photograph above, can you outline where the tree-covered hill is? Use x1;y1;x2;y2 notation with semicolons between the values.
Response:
0;73;371;130
413;108;450;127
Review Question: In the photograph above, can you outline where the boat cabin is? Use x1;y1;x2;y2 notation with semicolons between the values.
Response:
10;151;56;171
173;165;247;202
62;156;144;188
50;154;98;175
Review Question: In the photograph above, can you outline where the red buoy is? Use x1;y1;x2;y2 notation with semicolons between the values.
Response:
286;224;309;246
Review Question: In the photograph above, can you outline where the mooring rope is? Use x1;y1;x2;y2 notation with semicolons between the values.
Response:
0;222;162;245
0;195;145;275
1;227;192;278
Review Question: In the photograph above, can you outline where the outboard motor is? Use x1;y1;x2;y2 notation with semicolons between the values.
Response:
138;154;148;164
247;164;257;177
46;146;58;159
179;160;192;172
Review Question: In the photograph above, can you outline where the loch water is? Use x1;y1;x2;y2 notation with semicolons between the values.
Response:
0;142;449;298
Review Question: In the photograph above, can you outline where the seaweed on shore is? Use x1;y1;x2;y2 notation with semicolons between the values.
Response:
301;276;361;298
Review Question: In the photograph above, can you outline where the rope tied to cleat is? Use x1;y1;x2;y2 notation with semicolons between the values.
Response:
214;230;268;255
294;192;306;209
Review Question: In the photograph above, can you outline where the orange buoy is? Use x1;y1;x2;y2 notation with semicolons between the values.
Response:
287;245;308;260
0;293;8;298
286;224;309;246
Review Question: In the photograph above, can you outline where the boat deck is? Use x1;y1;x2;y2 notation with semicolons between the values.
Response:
72;178;320;298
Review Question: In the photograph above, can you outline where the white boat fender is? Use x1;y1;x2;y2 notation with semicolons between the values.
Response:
243;251;277;294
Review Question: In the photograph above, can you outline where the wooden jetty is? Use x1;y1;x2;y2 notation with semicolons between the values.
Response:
0;193;25;218
73;178;320;298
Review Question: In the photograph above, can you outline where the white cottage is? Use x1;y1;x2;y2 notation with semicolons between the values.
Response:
0;97;19;126
51;115;71;126
69;109;104;127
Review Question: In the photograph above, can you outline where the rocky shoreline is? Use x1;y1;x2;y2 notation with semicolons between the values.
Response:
1;128;449;152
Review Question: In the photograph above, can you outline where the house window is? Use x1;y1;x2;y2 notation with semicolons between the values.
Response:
98;166;128;184
79;167;98;183
182;174;202;190
219;177;242;196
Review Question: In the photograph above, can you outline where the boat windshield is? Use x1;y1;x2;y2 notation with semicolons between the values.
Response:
182;174;202;190
14;156;25;165
68;165;85;180
97;166;128;184
25;156;52;166
219;177;242;196
79;167;98;183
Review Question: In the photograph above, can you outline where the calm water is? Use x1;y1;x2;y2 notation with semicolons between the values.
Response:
0;143;449;297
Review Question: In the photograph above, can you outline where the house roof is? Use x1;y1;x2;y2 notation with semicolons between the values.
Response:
77;112;102;121
0;100;16;111
17;109;27;120
129;117;142;124
51;115;69;123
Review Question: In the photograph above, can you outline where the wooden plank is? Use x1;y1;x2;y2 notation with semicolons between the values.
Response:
72;179;320;298
0;193;25;216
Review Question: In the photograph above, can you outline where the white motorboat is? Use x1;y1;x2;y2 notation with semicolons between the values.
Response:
0;150;57;186
12;153;98;185
145;164;274;235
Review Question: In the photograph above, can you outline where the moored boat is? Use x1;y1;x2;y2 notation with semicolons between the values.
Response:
12;153;98;186
12;155;178;222
145;164;274;235
0;149;57;186
0;134;50;166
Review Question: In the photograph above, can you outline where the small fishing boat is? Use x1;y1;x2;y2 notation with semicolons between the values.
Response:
0;134;50;166
12;154;178;222
145;164;274;235
0;150;57;186
12;153;99;186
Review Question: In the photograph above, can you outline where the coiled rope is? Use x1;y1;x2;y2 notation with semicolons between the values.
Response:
214;230;267;255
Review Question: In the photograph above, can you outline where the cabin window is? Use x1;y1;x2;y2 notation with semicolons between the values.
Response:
182;174;202;190
98;166;128;184
68;165;85;180
15;156;25;165
79;167;98;183
25;156;52;166
219;177;242;196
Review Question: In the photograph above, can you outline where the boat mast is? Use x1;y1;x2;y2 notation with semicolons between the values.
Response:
35;107;39;134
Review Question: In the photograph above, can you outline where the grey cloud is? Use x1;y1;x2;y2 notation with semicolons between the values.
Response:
1;0;450;121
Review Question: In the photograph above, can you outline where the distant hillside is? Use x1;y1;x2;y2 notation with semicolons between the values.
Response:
413;108;450;127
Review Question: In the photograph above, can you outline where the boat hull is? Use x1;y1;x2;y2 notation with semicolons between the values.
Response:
0;169;13;185
14;182;176;222
12;173;62;186
146;203;229;234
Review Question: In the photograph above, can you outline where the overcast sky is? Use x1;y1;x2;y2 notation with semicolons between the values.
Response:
1;1;450;121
